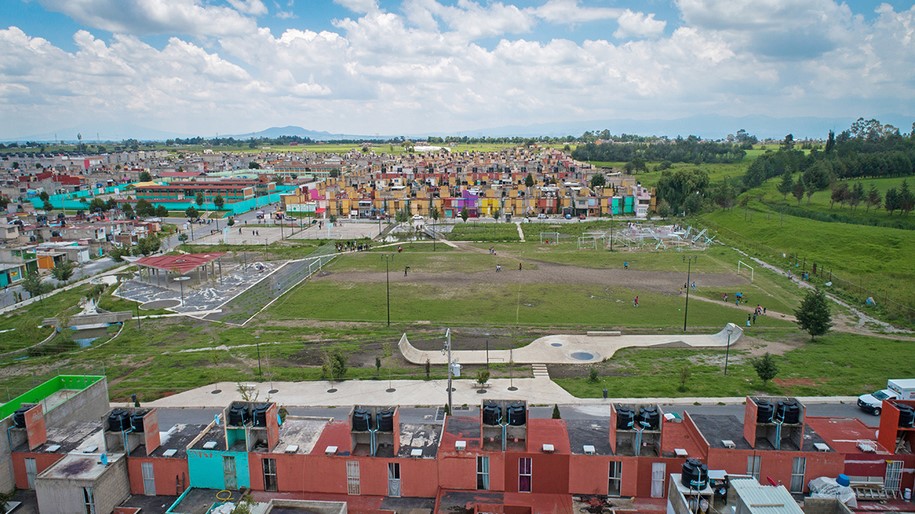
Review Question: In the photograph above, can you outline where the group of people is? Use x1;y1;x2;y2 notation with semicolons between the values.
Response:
335;241;370;252
747;304;767;326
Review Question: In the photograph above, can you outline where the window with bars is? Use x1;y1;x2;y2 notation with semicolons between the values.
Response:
790;457;806;493
519;457;532;493
608;461;622;496
263;458;278;492
346;461;360;495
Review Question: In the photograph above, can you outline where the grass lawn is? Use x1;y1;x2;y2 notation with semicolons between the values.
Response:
448;223;521;242
701;198;915;325
554;331;914;398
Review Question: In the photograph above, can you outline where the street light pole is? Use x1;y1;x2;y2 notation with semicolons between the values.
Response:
683;255;697;332
256;336;262;376
444;328;453;414
382;254;394;326
723;326;734;375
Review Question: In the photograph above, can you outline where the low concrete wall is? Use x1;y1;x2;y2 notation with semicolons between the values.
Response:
45;378;110;426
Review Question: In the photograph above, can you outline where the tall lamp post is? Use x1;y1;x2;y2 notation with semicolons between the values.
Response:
683;255;698;332
382;254;394;326
723;325;734;375
443;328;453;414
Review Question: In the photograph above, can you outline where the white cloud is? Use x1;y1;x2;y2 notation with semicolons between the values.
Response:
534;0;623;24
614;10;666;39
334;0;380;15
2;1;914;138
38;0;258;37
227;0;268;16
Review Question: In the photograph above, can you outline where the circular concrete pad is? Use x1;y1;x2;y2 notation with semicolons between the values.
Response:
571;352;595;361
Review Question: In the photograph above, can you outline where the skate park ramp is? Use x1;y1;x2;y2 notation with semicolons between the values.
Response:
399;323;743;365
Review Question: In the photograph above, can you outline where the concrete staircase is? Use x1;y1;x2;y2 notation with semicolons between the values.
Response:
531;363;550;379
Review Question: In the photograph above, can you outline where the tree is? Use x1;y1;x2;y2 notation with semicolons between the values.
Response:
51;260;76;282
322;350;348;381
22;271;45;300
824;130;836;153
589;174;606;188
248;161;261;169
138;171;152;182
122;203;135;218
185;206;199;219
795;288;832;340
155;205;169;217
777;171;794;200
588;366;599;383
213;195;225;210
781;133;795;150
752;353;779;386
899;180;915;215
134;236;160;256
524;173;534;188
89;197;107;213
551;404;561;419
460;207;469;222
395;209;409;223
195;192;204;208
885;187;899;214
865;184;882;212
830;182;848;209
430;206;440;221
135;199;155;217
792;179;806;205
476;370;490;391
177;233;189;243
849;182;864;210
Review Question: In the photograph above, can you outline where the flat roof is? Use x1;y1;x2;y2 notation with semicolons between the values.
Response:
38;453;123;481
0;375;104;421
17;421;102;454
730;478;803;514
132;423;208;459
398;423;440;458
566;419;611;456
271;417;329;455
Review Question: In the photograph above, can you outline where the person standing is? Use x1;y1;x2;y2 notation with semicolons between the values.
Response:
633;295;639;307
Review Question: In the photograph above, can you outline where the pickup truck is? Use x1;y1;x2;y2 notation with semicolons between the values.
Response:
858;379;915;415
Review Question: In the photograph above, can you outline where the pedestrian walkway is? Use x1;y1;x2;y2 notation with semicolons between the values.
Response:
139;377;858;409
399;324;743;365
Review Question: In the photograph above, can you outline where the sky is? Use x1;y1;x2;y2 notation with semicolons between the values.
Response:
2;0;915;140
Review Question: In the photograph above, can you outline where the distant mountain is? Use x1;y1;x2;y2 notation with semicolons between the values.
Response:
451;114;915;140
228;126;389;141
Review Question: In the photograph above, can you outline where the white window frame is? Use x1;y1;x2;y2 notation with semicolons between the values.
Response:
608;461;622;497
885;460;903;492
519;457;532;493
747;455;761;480
790;457;806;493
263;457;278;492
477;455;490;490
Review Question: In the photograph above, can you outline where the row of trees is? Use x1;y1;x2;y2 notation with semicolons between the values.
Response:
572;136;747;165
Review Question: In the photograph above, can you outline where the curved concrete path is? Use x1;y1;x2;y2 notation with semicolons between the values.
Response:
399;323;743;365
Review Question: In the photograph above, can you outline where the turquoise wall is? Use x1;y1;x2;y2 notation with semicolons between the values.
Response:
187;450;250;490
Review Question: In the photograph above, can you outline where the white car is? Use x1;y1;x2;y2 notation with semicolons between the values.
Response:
537;213;548;219
412;215;424;221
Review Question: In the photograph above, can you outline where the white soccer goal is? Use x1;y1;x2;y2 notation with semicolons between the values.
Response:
540;232;560;244
577;236;597;250
737;260;755;282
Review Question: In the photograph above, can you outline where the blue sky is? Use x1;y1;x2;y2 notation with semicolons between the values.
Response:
2;0;914;139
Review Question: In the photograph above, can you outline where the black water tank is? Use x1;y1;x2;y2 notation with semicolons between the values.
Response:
253;404;270;427
12;406;29;428
756;400;774;423
378;409;395;432
352;408;371;431
616;407;635;430
482;404;501;425
898;405;915;427
507;403;526;426
130;410;148;432
228;405;249;426
776;400;801;424
639;406;660;430
107;409;130;432
681;458;709;489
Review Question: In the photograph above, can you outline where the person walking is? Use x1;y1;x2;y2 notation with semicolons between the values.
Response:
633;295;639;307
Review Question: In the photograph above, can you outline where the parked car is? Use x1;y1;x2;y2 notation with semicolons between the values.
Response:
537;213;548;219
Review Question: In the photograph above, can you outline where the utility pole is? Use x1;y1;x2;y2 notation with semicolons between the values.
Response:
444;328;453;414
683;255;698;332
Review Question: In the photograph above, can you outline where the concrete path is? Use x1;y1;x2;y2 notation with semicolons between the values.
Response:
139;377;857;409
399;324;743;365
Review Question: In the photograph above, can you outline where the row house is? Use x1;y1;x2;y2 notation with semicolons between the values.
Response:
134;181;255;204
